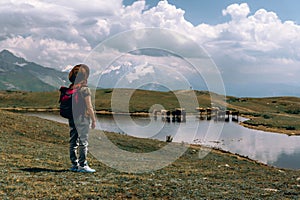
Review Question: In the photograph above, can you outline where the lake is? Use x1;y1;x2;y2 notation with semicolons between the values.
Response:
28;113;300;170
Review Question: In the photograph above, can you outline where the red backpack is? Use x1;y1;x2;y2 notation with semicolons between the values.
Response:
59;86;86;119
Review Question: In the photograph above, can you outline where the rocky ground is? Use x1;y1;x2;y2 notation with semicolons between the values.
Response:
1;110;300;199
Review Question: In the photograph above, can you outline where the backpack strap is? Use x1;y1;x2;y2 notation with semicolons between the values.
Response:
59;86;68;103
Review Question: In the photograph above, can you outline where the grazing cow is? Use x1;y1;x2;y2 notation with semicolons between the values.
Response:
196;107;206;120
166;135;173;142
231;110;239;122
161;110;170;122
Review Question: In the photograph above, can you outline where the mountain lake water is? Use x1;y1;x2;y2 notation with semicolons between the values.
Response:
27;113;300;170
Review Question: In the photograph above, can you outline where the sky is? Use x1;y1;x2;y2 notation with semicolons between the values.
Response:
1;0;300;97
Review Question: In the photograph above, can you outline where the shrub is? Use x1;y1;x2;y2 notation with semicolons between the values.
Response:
285;109;300;114
284;126;296;130
262;114;271;119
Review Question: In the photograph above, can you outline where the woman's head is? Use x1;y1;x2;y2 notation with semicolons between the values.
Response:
68;64;90;84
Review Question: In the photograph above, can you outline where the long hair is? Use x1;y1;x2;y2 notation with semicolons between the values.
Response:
68;64;90;88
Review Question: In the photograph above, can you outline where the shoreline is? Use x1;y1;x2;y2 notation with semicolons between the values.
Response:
0;107;150;116
1;109;300;198
239;114;300;136
2;106;300;136
240;122;300;136
0;109;291;170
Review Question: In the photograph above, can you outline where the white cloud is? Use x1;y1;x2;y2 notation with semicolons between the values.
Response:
0;35;90;69
1;1;300;95
48;0;122;17
126;63;155;83
101;65;123;75
206;3;300;67
222;3;250;21
0;0;119;68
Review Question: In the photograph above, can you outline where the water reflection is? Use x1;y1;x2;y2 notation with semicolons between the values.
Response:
100;115;300;169
27;113;300;169
218;123;300;169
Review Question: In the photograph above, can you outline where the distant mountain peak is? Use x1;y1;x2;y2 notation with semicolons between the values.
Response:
0;49;69;92
0;49;12;54
0;49;16;57
0;49;26;64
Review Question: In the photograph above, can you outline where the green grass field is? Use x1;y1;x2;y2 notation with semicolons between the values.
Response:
1;89;300;133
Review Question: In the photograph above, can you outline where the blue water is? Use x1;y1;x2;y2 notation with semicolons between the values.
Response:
28;113;300;170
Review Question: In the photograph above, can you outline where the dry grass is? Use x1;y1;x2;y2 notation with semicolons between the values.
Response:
0;110;300;199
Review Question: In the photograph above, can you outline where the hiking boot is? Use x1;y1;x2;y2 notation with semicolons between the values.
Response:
69;165;78;172
77;165;96;173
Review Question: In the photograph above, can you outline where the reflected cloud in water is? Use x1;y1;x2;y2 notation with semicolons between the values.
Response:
28;113;300;169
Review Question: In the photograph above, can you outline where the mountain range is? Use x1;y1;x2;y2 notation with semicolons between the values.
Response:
0;49;68;92
1;49;300;97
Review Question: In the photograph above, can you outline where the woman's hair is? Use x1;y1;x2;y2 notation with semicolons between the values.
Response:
68;64;90;85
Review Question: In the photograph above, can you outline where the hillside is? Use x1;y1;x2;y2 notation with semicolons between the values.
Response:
0;49;68;91
1;89;300;134
226;96;300;134
0;89;213;112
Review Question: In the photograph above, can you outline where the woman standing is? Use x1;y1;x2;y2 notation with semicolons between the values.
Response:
68;64;96;173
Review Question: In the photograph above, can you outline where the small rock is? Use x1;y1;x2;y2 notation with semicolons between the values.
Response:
263;188;278;192
155;183;162;187
218;164;230;168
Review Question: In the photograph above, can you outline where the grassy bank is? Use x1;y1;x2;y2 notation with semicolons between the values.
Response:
0;110;300;199
0;89;213;112
227;96;300;135
1;89;300;134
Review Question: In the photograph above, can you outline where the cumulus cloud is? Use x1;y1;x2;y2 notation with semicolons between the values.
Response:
0;0;120;68
222;3;250;20
0;0;300;95
200;3;300;96
125;63;155;83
